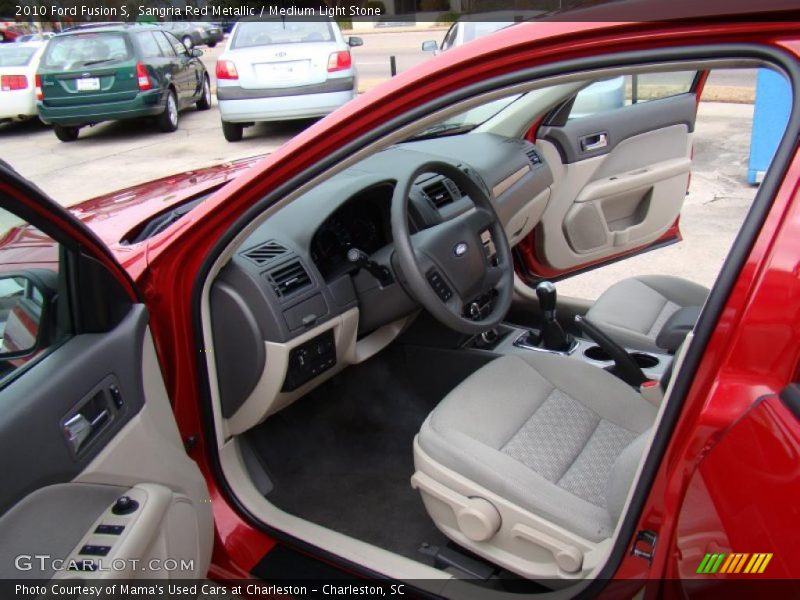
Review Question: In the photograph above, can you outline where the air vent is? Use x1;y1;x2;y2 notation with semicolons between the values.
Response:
243;240;288;265
525;146;543;166
423;179;456;209
266;260;311;298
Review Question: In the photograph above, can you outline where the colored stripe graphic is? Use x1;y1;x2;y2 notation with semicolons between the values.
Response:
702;552;773;574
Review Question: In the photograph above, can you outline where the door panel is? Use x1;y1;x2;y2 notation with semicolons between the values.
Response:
0;161;212;582
527;92;697;274
0;305;213;578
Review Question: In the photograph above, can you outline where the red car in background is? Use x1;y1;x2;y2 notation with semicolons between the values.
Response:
0;1;799;598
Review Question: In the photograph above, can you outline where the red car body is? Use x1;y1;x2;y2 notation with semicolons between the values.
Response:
3;2;800;594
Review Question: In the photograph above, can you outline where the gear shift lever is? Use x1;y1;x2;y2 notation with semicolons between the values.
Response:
536;281;573;351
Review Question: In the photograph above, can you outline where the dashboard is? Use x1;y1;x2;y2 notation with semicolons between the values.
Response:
208;132;555;434
310;184;392;280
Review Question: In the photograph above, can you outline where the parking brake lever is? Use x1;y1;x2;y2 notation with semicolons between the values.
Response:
574;315;648;387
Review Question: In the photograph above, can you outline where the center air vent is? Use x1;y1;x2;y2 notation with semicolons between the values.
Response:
265;259;311;298
242;240;289;265
423;178;460;209
525;146;543;166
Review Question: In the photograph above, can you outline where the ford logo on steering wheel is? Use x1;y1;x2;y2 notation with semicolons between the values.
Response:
453;242;468;257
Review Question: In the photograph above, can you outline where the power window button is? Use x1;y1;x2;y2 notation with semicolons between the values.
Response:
80;545;111;556
95;524;125;535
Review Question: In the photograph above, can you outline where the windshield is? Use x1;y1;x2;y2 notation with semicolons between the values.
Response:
406;95;522;141
42;33;131;70
0;46;37;67
232;21;335;49
461;21;511;43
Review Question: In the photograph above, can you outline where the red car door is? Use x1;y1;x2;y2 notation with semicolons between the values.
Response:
0;162;213;582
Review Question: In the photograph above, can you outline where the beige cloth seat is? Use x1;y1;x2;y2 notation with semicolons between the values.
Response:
412;350;657;579
585;275;709;352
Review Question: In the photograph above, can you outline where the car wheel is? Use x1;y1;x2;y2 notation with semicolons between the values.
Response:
222;121;243;142
53;125;79;142
182;35;193;49
208;41;217;48
196;75;211;111
157;90;179;133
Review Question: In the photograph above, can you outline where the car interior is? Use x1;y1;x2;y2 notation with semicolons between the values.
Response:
196;58;778;592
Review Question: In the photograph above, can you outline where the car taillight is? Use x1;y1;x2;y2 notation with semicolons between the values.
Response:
327;51;352;73
136;62;152;91
216;60;238;80
35;74;42;100
1;74;28;91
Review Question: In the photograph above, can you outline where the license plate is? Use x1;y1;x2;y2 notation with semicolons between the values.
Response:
76;77;100;92
254;61;309;80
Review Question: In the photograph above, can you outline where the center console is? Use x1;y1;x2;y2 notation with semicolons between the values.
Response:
468;322;671;382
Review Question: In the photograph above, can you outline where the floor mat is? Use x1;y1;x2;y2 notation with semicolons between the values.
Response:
245;346;450;564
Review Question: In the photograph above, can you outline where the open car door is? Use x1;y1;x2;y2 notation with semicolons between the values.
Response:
0;163;213;582
516;70;705;280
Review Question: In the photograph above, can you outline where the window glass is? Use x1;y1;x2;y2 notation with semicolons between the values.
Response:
232;21;334;49
163;31;187;56
0;45;37;67
0;207;64;381
136;31;163;59
154;31;177;57
569;70;697;119
42;32;131;70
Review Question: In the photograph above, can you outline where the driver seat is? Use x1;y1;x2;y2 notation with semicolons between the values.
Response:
412;350;657;580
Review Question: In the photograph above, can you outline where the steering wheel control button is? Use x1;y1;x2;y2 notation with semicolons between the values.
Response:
80;544;112;556
95;524;125;535
427;270;453;302
112;495;139;515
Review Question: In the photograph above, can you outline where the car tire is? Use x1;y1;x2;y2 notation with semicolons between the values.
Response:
182;35;193;49
196;75;211;111
54;125;79;142
222;121;243;142
208;41;217;48
157;90;179;133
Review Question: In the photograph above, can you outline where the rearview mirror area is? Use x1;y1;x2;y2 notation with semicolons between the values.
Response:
348;36;364;48
422;40;439;52
0;271;56;362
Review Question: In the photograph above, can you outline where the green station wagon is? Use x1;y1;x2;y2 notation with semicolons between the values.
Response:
37;24;211;142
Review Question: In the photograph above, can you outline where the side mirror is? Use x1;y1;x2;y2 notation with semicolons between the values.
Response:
190;48;203;58
0;271;56;360
421;40;439;52
347;36;363;48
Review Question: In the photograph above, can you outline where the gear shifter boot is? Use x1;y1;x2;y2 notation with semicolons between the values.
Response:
536;281;574;351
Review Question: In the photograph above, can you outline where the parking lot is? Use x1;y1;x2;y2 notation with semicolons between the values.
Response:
1;29;761;298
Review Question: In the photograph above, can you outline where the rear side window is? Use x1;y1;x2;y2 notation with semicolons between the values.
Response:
0;46;37;67
42;33;132;71
154;31;177;57
135;31;163;59
232;21;334;49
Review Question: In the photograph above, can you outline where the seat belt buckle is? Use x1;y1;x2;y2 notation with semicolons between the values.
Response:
640;380;664;405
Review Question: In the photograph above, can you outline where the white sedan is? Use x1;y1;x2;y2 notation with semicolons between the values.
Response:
0;42;46;124
216;19;362;142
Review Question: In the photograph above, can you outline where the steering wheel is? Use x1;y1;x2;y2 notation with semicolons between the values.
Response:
391;161;513;334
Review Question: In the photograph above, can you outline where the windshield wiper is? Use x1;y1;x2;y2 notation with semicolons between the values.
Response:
82;58;115;66
407;122;476;141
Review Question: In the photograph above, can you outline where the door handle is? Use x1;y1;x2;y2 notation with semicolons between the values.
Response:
580;132;608;152
63;409;109;454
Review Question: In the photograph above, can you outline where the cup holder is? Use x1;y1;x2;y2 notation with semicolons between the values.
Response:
583;346;659;369
584;345;611;361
